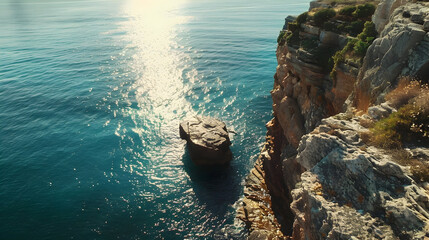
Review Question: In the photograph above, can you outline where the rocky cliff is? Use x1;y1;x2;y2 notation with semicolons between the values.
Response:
238;0;429;239
351;0;429;109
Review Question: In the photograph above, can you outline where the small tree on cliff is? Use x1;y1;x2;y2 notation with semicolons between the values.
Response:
313;8;336;27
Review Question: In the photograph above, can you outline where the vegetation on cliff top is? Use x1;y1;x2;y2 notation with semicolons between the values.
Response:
330;21;377;78
322;3;375;36
314;8;336;26
277;2;377;76
363;79;429;182
371;79;429;149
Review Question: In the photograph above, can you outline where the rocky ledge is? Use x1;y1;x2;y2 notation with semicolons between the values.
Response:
291;110;429;239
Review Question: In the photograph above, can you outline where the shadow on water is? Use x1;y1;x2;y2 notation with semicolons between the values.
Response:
181;146;241;216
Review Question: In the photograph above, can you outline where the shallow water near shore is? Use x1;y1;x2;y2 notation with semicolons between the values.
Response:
0;0;308;238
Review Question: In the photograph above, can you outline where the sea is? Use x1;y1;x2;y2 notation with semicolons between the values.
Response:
0;0;309;239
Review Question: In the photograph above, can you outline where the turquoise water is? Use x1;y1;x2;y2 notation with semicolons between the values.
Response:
0;0;308;239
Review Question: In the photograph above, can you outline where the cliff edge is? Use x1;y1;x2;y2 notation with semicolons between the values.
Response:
238;0;429;239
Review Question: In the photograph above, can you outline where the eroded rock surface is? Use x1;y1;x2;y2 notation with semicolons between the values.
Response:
352;1;429;108
237;119;294;240
291;113;429;240
373;0;409;33
179;116;232;165
239;0;429;239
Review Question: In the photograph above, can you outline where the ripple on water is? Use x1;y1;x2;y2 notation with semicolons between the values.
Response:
0;0;309;239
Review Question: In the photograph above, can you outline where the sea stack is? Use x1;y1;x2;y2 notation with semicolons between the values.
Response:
179;116;232;166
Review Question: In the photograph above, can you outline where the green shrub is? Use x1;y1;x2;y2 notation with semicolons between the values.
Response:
358;21;377;41
301;38;319;51
371;81;429;148
345;20;365;36
330;38;358;78
330;21;377;79
333;38;356;63
296;12;308;25
339;6;356;16
353;40;370;56
336;23;346;33
353;3;376;19
277;31;287;44
371;103;429;148
314;45;337;72
323;21;337;32
352;21;377;56
367;81;429;182
314;8;336;26
288;22;299;32
286;31;300;47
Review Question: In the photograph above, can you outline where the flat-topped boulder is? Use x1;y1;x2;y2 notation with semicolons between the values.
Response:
179;116;232;166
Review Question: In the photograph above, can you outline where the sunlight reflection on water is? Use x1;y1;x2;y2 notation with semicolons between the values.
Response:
0;0;308;238
110;0;240;237
120;0;195;162
110;1;249;237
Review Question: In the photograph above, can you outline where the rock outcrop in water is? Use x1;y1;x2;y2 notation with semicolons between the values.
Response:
238;0;429;239
180;116;232;166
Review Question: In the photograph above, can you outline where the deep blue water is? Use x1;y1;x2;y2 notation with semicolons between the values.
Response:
0;0;308;239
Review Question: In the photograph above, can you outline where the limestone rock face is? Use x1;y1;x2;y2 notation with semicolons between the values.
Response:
179;116;232;165
319;30;348;46
240;2;360;238
236;119;290;239
276;97;305;148
291;113;429;240
273;43;332;139
329;63;359;114
309;1;330;11
404;32;429;80
352;2;429;108
239;1;429;239
273;20;359;139
373;0;409;33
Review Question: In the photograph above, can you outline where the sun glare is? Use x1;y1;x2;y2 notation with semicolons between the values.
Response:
119;0;196;147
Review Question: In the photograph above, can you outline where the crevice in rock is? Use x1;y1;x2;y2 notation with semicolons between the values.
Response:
262;118;295;236
416;61;429;83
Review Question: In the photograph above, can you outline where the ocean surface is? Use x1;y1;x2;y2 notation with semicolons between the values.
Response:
0;0;309;239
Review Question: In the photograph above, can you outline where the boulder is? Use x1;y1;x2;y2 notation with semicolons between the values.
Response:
179;116;232;166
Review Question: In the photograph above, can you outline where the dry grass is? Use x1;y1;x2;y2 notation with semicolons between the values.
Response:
361;80;429;182
359;118;374;128
385;77;429;108
370;103;429;148
355;90;371;113
359;131;372;144
388;149;429;183
367;79;429;148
